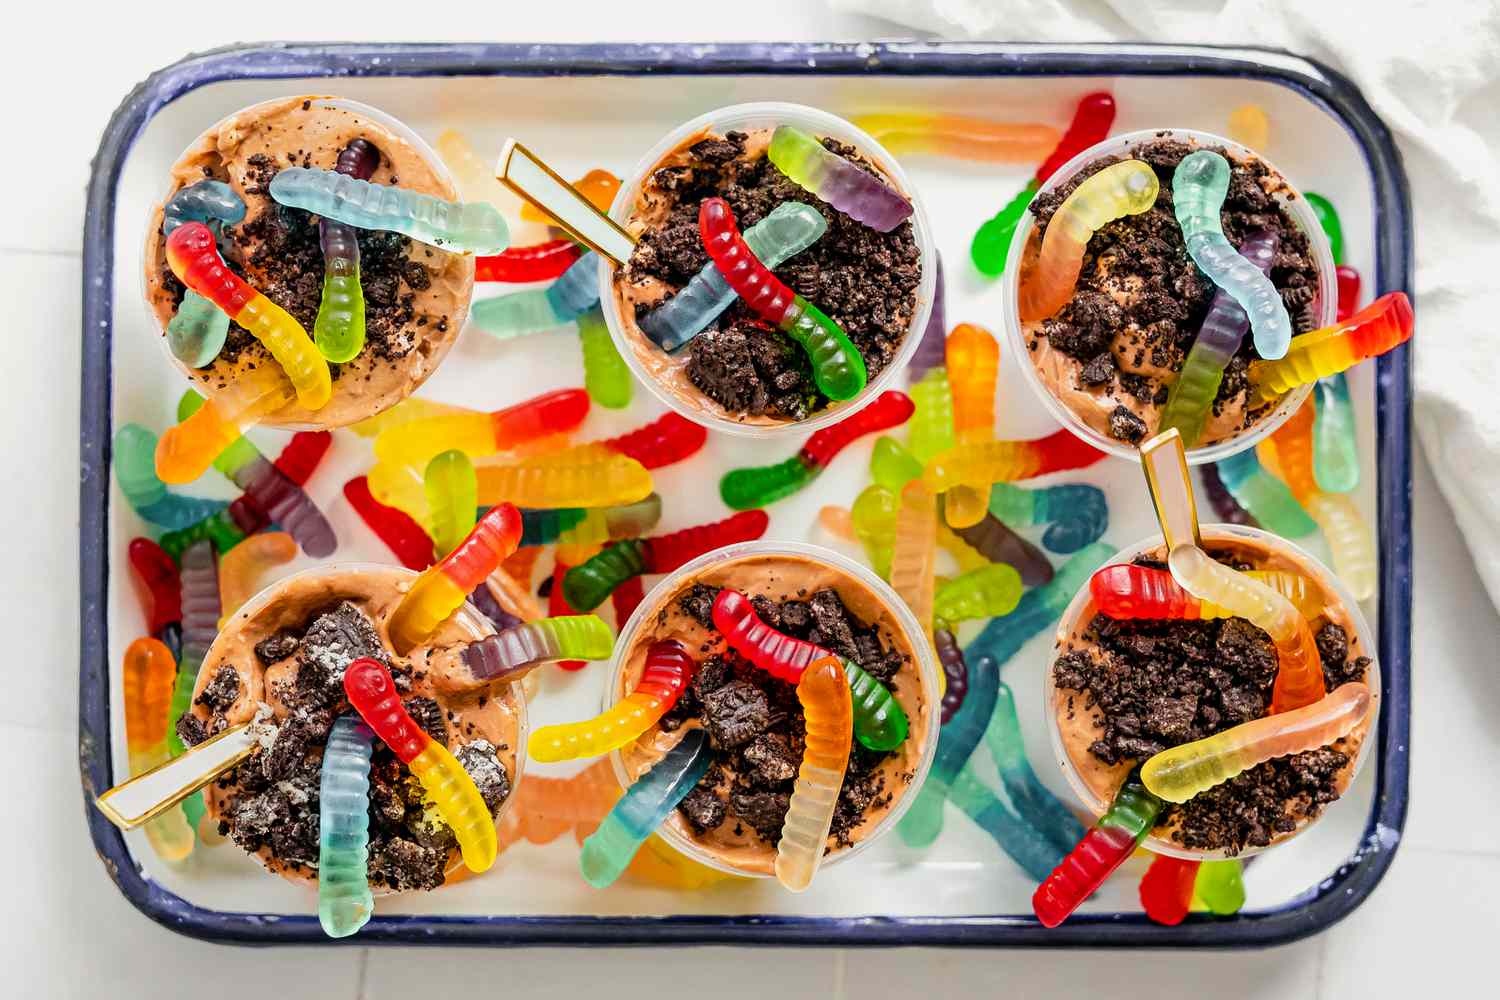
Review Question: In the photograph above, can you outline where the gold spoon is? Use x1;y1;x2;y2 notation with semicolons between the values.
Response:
94;722;258;830
1138;427;1203;551
496;141;636;266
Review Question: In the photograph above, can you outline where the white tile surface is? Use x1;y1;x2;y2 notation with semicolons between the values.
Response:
1322;848;1500;996
366;947;838;1000
6;1;1500;996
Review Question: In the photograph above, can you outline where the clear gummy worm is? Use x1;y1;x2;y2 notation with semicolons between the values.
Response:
1171;151;1293;361
268;166;510;255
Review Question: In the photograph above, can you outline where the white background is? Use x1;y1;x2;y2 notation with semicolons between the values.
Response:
5;2;1499;996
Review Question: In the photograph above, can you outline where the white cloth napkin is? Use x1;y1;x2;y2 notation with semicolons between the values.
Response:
834;0;1500;610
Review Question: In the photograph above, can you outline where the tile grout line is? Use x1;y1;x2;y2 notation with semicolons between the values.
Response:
1313;931;1330;1000
355;948;370;1000
0;246;81;259
832;949;848;1000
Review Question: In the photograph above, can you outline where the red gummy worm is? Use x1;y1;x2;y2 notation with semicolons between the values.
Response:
549;560;587;671
611;574;646;625
711;588;829;684
343;657;430;763
437;504;522;592
1035;92;1117;183
165;223;255;315
697;197;798;327
127;537;181;633
602;412;708;469
1336;266;1361;323
1031;428;1108;476
1088;565;1198;620
491;388;591;449
274;431;332;486
644;511;770;574
635;640;697;707
798;391;914;469
344;477;435;571
1139;854;1200;926
1032;824;1137;929
474;240;581;283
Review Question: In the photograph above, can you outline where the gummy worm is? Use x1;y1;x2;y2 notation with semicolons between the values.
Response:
775;656;853;891
1158;229;1280;446
529;640;695;762
561;510;770;611
114;424;227;530
165;222;331;410
475;239;580;283
579;727;712;889
162;179;246;368
1141;683;1371;802
711;587;829;684
768;125;913;233
970;92;1116;277
1032;775;1164;928
268;166;510;255
719;391;914;509
459;615;614;685
1172;151;1293;360
318;715;375;938
344;659;498;872
639;202;827;352
1168;544;1327;714
698;197;867;400
1017;160;1158;321
386;504;522;655
1248;292;1413;402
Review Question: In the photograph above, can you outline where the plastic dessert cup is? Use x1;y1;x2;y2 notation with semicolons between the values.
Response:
601;102;938;440
194;563;527;890
606;541;941;878
1001;129;1337;464
1045;525;1378;860
141;97;475;430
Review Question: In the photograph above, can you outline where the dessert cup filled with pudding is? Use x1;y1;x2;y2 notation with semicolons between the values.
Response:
1001;129;1337;463
142;96;476;430
606;542;941;878
601;102;937;439
179;564;526;893
1045;526;1378;860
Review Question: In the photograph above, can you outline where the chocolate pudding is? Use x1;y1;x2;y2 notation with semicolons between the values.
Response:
614;552;935;876
179;566;522;892
1050;537;1375;856
143;97;475;429
612;127;922;427
1017;134;1325;449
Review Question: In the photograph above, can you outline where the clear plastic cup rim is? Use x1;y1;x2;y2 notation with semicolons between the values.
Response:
1043;524;1380;861
599;101;939;440
605;540;943;879
1000;127;1336;465
140;96;472;431
207;562;529;877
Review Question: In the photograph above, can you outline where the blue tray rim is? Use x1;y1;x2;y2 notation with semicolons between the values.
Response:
79;40;1413;949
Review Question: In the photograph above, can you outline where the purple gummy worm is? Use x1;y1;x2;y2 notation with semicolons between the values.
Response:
461;621;561;683
952;512;1054;588
1159;230;1279;443
230;456;337;558
179;540;221;657
321;143;379;241
934;627;969;725
468;584;523;631
768;125;913;233
908;254;946;381
1200;463;1258;527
